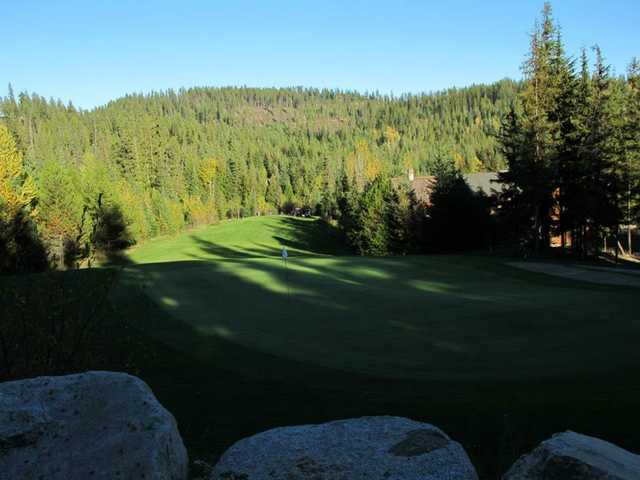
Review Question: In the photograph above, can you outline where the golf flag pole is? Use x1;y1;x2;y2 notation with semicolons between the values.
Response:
281;246;290;297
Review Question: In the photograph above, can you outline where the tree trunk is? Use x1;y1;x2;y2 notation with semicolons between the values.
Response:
629;182;633;255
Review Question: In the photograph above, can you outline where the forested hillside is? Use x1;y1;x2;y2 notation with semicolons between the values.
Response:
0;81;518;262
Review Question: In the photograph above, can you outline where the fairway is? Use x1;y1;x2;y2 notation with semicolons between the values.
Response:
111;215;640;477
123;216;640;381
2;215;635;477
4;216;636;477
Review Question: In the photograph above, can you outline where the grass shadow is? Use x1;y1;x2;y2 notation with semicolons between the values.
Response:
111;238;640;478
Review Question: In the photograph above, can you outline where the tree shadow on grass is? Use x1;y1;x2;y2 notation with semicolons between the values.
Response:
268;216;349;255
115;262;511;474
113;237;640;478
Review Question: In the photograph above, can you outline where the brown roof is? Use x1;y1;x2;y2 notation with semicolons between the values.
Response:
392;175;437;205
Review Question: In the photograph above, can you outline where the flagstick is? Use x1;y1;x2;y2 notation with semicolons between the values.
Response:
281;247;290;299
285;256;290;298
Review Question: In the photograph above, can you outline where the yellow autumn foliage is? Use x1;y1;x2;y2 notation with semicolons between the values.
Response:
382;126;400;146
183;194;216;226
198;157;218;198
345;140;384;192
0;124;37;220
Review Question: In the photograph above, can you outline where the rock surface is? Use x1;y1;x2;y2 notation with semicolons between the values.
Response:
504;430;640;479
210;416;478;480
0;371;188;480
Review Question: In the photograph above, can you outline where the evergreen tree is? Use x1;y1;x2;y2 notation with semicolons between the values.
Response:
623;58;640;253
499;3;570;251
348;176;392;256
425;162;491;252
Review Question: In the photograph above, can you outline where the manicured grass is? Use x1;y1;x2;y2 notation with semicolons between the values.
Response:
126;215;347;264
5;215;640;478
124;216;640;382
114;216;640;477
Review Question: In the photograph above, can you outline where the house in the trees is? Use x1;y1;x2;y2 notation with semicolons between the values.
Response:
394;169;504;206
463;172;504;197
393;169;437;205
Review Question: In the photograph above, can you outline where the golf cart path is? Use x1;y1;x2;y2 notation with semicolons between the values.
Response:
508;262;640;287
580;265;640;276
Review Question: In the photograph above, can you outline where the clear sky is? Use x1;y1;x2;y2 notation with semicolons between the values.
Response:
3;0;639;110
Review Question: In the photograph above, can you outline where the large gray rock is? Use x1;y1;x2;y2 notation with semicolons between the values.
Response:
504;431;640;479
210;416;478;480
0;371;188;480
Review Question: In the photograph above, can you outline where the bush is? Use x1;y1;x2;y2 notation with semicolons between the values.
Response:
0;211;49;274
0;269;135;381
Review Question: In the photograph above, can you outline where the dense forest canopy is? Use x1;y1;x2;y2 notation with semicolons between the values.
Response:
0;81;519;262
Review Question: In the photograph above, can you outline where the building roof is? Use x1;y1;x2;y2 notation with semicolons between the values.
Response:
392;175;436;204
393;171;505;206
463;172;504;195
410;176;437;204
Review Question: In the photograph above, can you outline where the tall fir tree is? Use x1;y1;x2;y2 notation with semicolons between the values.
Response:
499;2;566;251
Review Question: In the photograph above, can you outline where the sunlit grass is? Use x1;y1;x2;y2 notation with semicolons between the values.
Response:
123;215;640;381
7;214;633;478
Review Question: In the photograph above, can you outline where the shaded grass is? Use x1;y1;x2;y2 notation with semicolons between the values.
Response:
116;216;640;477
110;267;640;479
4;215;640;478
124;242;640;381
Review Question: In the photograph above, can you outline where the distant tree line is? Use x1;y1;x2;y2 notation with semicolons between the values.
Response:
0;80;518;271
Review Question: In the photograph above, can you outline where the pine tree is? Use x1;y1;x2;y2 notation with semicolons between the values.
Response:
386;184;414;254
348;176;392;255
623;58;640;253
499;3;568;251
562;49;592;254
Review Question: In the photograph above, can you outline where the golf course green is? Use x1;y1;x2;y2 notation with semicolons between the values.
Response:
5;216;640;479
89;216;640;476
123;216;639;382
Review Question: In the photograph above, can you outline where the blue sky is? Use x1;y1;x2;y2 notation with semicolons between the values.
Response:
4;0;639;109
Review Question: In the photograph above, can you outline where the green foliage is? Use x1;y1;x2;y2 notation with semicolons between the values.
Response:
387;184;415;254
499;3;640;255
88;194;134;264
0;124;37;219
499;3;565;251
425;169;492;252
349;176;392;255
0;211;48;274
0;269;135;381
623;59;640;243
0;125;48;273
0;82;519;259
